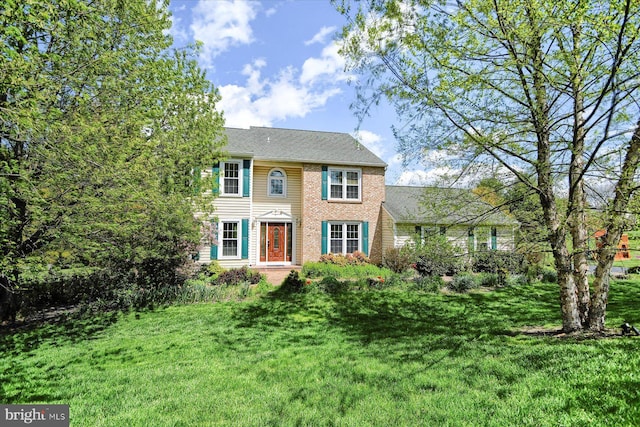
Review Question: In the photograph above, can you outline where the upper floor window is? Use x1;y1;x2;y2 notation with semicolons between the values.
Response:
214;160;250;197
268;168;287;197
222;162;242;195
329;168;361;201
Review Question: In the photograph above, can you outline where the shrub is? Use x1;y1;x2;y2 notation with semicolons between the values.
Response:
319;251;371;266
477;273;500;287
627;265;640;275
506;274;530;287
302;262;389;279
448;273;478;293
279;270;305;293
316;276;350;294
175;280;254;304
367;276;389;290
215;266;262;286
382;247;414;273
539;267;558;284
413;275;444;292
411;234;461;277
472;251;526;274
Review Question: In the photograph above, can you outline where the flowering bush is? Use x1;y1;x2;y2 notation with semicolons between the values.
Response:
319;251;371;266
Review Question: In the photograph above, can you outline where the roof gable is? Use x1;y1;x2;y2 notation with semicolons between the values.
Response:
223;126;387;167
384;185;518;226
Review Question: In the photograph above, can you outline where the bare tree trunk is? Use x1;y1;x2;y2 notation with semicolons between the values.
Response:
551;231;583;332
568;42;591;328
589;118;640;331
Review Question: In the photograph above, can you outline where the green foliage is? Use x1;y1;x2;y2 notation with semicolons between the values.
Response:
175;281;253;305
506;274;531;287
215;266;262;287
337;0;640;331
302;261;390;279
412;235;461;277
448;273;479;293
540;268;559;284
0;0;225;318
366;276;390;290
315;276;351;294
382;246;414;273
476;272;500;288
412;275;444;292
472;251;526;274
279;270;306;294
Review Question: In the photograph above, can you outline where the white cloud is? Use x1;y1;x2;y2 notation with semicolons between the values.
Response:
167;13;189;43
305;26;337;45
191;0;259;66
395;168;466;186
218;61;342;128
300;43;349;85
352;130;385;159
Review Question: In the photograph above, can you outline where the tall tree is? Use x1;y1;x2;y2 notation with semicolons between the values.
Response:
1;0;224;319
337;0;640;332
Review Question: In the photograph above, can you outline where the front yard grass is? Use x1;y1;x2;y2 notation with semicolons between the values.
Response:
2;278;640;426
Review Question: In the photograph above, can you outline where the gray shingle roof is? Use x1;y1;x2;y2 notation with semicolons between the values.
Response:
384;185;518;226
223;126;387;167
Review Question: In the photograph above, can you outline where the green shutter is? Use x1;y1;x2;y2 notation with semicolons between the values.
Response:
321;166;328;200
210;220;218;260
211;220;218;260
212;162;219;196
243;160;251;197
362;221;369;256
321;221;328;254
468;227;475;253
241;218;249;259
491;227;497;250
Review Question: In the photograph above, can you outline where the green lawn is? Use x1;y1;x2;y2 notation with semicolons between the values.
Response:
2;279;640;426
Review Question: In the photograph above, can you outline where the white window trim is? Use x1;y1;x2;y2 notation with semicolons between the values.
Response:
329;222;361;255
218;220;241;259
220;160;243;197
267;168;287;198
328;167;362;202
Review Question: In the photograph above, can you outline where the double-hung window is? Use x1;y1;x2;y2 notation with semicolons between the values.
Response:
222;161;241;196
221;221;240;258
330;223;360;254
328;168;361;201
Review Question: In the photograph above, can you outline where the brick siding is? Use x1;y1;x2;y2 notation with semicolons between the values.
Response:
301;164;386;264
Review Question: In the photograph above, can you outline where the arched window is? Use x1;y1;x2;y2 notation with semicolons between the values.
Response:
268;168;287;197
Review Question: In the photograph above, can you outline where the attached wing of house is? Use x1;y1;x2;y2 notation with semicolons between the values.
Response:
198;126;387;268
382;186;518;255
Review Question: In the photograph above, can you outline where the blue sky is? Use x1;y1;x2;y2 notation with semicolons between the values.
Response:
167;0;434;185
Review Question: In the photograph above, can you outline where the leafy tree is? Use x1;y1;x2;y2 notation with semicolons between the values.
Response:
337;0;640;332
1;0;224;320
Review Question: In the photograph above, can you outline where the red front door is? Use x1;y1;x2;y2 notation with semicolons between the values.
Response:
268;223;285;262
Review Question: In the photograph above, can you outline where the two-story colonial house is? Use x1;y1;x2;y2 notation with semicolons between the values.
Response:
199;126;516;268
198;126;387;267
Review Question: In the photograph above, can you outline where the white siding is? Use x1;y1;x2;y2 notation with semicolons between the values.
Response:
198;163;253;268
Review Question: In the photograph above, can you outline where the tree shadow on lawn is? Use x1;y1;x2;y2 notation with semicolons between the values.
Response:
0;310;124;403
0;309;122;358
232;283;564;364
